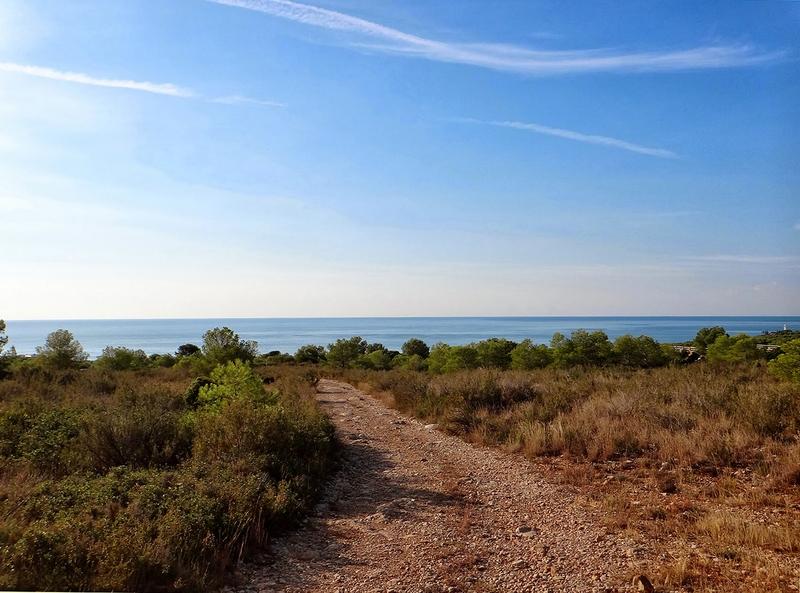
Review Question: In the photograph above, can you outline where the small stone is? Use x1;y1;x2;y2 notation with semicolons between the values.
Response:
424;423;439;430
633;574;655;593
515;525;538;538
511;559;527;569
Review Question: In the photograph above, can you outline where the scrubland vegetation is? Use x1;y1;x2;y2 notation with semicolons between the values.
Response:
337;328;800;592
1;318;798;591
0;323;335;592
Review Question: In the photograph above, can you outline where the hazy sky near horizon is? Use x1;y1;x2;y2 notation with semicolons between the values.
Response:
1;0;799;319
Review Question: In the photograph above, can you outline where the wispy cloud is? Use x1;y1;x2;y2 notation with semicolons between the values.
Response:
462;118;677;158
794;222;800;231
209;0;785;74
0;62;194;97
0;61;284;107
212;94;287;108
683;255;800;265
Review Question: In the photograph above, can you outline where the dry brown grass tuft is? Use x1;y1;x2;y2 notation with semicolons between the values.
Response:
695;512;800;552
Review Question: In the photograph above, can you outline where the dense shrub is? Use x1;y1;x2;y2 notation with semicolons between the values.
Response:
295;344;326;364
612;334;669;368
0;364;335;591
326;336;367;368
769;339;800;384
694;326;728;353
510;339;553;370
96;346;151;371
706;334;760;364
551;330;614;367
402;338;430;359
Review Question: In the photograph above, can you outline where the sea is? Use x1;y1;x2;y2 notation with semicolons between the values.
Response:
4;317;798;358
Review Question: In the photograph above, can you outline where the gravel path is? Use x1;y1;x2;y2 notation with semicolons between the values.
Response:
228;379;652;593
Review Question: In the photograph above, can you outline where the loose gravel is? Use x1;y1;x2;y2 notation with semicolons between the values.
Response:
225;379;653;593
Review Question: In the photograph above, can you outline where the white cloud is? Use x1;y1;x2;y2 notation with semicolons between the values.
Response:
682;255;800;265
209;0;785;75
0;62;194;97
212;94;287;108
471;119;678;158
0;62;284;106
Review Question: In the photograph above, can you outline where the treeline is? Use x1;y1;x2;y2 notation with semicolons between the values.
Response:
1;322;798;383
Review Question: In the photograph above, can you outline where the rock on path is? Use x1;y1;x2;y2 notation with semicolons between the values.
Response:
226;379;650;593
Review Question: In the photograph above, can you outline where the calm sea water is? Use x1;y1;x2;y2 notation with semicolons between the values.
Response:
4;317;798;358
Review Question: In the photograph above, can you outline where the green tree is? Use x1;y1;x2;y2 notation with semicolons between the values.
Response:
551;330;613;367
365;342;386;354
427;343;451;374
442;345;480;373
294;344;326;364
326;336;367;368
510;339;553;370
693;326;727;354
95;346;151;371
176;343;201;357
612;335;668;368
36;330;88;369
475;338;517;369
706;334;760;364
201;327;258;365
357;348;394;370
401;338;430;359
768;339;800;384
391;353;428;371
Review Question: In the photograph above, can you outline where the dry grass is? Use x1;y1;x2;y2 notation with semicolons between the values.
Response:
348;363;800;592
695;512;800;552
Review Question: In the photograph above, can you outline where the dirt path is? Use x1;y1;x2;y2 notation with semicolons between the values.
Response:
227;379;653;593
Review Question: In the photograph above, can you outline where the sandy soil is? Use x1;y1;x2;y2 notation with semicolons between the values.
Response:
226;379;655;593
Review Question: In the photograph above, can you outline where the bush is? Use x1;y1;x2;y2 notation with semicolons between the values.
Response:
198;361;275;409
474;338;517;369
612;335;669;368
551;330;613;367
0;365;335;591
706;334;760;364
694;326;728;353
510;339;553;370
769;339;800;384
294;344;326;364
96;346;151;371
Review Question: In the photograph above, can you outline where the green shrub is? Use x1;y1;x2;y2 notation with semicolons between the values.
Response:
326;336;367;368
707;334;760;364
294;344;326;364
769;339;800;384
612;334;668;368
401;338;430;359
0;364;335;591
96;346;151;371
551;330;613;367
510;339;553;370
198;361;274;409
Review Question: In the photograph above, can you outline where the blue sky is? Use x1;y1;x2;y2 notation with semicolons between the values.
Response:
1;0;798;318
